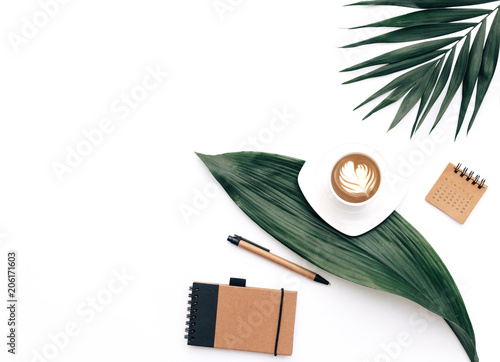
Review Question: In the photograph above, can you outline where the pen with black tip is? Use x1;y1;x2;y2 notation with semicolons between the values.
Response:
227;234;330;285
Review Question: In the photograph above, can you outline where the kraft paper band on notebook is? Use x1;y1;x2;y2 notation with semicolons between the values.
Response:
425;162;488;224
184;278;297;355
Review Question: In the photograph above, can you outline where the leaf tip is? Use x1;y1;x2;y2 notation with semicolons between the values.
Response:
196;152;211;162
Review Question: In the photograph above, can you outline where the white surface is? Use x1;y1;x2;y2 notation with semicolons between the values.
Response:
0;1;498;362
298;143;407;236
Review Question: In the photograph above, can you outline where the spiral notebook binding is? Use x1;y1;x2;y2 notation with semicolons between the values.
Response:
184;285;199;341
455;163;486;189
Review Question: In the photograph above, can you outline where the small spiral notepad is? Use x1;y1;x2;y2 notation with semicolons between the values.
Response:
425;163;488;224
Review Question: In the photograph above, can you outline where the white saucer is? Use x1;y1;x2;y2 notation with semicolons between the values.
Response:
297;144;407;236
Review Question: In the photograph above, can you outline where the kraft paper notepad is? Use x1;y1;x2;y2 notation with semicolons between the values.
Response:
425;163;488;224
184;278;297;355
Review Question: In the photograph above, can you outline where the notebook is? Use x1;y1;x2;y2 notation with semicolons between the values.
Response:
184;278;297;355
425;162;488;224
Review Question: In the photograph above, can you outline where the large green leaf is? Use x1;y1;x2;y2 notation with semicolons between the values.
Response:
198;151;478;362
343;3;500;137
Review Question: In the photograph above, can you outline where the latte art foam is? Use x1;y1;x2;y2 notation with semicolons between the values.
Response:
338;161;377;196
331;153;381;204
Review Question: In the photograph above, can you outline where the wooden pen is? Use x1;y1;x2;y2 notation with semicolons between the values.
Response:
227;234;329;285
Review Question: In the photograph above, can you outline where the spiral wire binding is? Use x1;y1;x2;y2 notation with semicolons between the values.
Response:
455;163;486;189
184;285;199;341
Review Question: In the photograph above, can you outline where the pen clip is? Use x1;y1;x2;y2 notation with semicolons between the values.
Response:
234;235;270;252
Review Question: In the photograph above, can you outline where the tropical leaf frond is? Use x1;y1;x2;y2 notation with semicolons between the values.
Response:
347;0;498;9
351;9;490;29
355;62;434;110
341;38;459;72
343;23;475;48
343;2;500;137
411;58;444;136
389;64;436;130
344;50;447;84
468;8;500;132
414;48;457;131
431;34;471;132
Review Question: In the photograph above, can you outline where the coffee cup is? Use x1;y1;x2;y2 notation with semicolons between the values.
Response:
329;152;381;206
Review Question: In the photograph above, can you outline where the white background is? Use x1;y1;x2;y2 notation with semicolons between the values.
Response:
1;1;499;362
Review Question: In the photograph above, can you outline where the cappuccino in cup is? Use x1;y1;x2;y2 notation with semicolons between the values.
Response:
330;153;381;205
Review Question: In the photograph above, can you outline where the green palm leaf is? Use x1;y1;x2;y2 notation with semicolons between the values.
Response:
341;38;459;72
343;3;500;137
389;65;435;130
414;48;457;131
412;59;444;136
431;34;471;132
363;77;418;119
343;23;474;48
468;8;500;132
198;151;478;362
344;50;446;84
348;0;497;9
351;9;490;29
355;61;435;110
457;22;486;137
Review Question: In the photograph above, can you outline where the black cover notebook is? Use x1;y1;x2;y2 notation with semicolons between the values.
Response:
185;278;297;355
